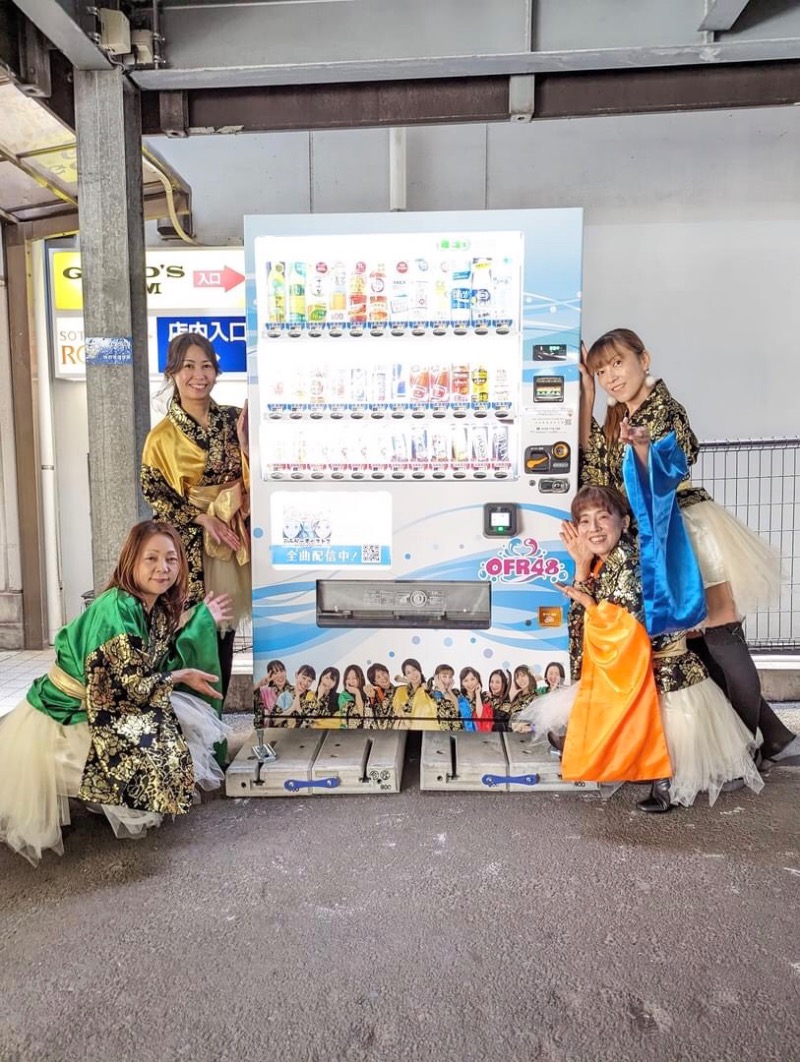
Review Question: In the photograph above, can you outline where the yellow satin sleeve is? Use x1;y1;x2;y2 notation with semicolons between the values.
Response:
141;417;207;497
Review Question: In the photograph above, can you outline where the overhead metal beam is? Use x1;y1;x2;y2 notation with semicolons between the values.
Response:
138;61;800;136
11;0;112;70
699;0;752;33
131;38;800;91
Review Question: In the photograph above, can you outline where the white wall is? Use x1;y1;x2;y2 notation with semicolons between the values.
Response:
146;104;800;440
50;104;800;623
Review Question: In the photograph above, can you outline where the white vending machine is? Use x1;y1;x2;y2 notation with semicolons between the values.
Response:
230;209;587;797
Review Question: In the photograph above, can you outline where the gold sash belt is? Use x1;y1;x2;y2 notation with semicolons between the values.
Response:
48;664;87;703
188;479;250;566
652;636;688;660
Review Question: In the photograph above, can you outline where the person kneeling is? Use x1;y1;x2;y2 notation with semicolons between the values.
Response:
0;520;232;865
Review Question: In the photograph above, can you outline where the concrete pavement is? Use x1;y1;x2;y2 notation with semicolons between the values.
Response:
1;728;799;1062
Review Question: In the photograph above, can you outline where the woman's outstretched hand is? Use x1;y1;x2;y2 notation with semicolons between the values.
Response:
578;341;594;398
237;401;249;456
578;341;595;449
559;583;595;611
171;668;222;698
619;417;651;448
559;520;594;582
196;512;241;551
203;591;234;627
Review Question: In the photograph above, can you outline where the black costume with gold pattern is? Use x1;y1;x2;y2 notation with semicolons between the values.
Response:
141;397;245;607
581;380;711;511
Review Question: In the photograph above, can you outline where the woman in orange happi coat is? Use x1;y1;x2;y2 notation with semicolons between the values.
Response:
526;486;762;812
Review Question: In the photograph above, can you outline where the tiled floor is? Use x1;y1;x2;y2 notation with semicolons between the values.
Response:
0;648;56;716
0;647;253;717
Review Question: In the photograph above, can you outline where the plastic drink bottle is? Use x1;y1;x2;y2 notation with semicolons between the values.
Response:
288;261;306;323
471;258;493;323
267;262;286;323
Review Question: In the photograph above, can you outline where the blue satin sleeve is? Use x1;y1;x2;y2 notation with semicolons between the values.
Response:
623;432;707;636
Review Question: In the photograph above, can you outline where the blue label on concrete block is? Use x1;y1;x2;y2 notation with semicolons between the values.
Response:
85;336;133;365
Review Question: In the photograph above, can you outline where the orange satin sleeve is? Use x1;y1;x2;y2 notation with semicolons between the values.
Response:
561;601;672;784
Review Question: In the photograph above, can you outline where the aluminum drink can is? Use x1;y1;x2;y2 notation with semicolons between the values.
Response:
492;424;509;462
472;425;489;461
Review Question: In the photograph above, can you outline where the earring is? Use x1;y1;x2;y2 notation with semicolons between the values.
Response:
645;371;655;388
607;395;617;406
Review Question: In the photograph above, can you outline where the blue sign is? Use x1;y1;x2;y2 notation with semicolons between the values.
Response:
85;335;132;366
156;316;247;373
270;545;392;567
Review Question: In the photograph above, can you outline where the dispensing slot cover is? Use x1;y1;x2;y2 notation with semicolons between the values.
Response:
316;580;491;628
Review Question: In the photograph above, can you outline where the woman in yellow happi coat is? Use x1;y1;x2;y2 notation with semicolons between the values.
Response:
141;332;250;701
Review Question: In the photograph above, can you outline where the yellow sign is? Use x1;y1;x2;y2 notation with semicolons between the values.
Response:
52;252;83;310
51;248;247;311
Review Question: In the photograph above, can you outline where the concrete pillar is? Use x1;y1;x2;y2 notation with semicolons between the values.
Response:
1;230;35;648
74;68;150;590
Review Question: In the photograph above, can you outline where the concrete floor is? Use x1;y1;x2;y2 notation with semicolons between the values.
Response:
1;719;799;1062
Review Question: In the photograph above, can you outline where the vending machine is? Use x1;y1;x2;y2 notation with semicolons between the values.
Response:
232;209;586;796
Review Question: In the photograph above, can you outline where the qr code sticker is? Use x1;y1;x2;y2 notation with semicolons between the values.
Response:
361;544;381;564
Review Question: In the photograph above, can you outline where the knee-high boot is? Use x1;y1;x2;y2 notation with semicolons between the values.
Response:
699;622;795;759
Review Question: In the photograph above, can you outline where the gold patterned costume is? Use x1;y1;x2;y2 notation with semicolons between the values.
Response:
0;590;229;865
141;398;250;625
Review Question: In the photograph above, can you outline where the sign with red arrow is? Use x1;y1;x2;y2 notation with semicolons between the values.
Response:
193;266;245;293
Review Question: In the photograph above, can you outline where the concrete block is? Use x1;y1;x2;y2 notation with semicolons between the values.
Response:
312;730;406;794
225;728;325;797
421;731;602;794
420;731;509;792
0;591;23;650
758;667;800;702
503;732;600;792
224;727;406;797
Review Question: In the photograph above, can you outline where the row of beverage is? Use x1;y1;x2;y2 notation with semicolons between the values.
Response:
261;256;518;328
261;422;512;468
262;362;515;408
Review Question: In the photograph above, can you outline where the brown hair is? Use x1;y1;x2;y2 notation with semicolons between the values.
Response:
585;328;648;445
106;520;188;628
513;664;536;693
571;485;630;523
164;332;220;400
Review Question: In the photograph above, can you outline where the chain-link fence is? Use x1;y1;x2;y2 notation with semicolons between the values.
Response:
695;437;799;651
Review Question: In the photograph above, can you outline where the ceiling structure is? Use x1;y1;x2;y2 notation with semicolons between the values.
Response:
1;0;800;225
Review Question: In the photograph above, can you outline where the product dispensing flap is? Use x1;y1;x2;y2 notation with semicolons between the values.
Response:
316;580;491;628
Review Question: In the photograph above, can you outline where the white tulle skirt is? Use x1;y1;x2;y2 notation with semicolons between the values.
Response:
681;499;782;616
661;678;763;808
513;684;577;736
0;693;231;866
514;678;762;808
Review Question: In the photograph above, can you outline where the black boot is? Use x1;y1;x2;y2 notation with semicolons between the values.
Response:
637;778;673;813
701;622;795;758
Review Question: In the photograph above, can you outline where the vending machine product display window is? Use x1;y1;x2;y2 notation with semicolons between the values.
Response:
246;209;583;730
